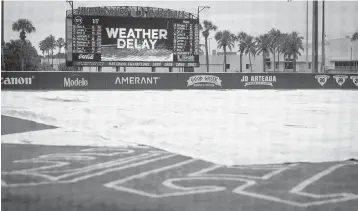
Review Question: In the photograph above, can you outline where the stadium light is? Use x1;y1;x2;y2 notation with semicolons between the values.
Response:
1;0;4;70
346;36;353;61
197;6;210;19
287;0;309;72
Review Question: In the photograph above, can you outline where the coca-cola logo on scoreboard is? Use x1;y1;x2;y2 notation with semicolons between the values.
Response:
78;54;95;60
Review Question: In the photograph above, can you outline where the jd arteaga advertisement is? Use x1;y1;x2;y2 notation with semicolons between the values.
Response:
101;17;173;62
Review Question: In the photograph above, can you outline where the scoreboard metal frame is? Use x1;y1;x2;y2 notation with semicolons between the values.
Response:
65;6;200;68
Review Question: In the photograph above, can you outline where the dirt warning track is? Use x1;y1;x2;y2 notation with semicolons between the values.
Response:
2;116;358;211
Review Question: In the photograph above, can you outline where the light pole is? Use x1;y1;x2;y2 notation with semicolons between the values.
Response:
321;0;325;73
346;36;353;62
197;6;210;72
1;0;4;70
209;37;212;55
197;6;210;20
312;0;319;73
306;0;309;71
288;0;309;71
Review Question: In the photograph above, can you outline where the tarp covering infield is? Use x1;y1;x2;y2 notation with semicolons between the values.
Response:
1;90;358;166
1;71;358;90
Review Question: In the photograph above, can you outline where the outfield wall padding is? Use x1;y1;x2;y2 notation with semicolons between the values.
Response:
1;71;358;90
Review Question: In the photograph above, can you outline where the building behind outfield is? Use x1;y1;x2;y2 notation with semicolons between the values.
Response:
42;37;358;73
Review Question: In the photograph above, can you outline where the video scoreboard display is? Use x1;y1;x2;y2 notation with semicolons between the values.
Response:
66;7;200;67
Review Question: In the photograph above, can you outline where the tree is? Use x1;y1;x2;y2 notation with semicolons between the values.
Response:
3;39;40;71
255;34;272;72
45;35;57;69
42;38;50;63
277;33;290;71
12;19;36;40
3;40;22;70
11;19;36;71
199;20;217;72
352;32;358;42
39;40;46;58
237;31;248;72
282;32;304;72
56;37;66;54
244;35;256;72
268;28;282;71
215;30;236;72
58;63;77;71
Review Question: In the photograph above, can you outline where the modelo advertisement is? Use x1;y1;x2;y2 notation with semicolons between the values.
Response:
72;16;199;67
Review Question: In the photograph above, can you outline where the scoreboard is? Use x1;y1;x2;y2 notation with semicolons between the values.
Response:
66;8;200;67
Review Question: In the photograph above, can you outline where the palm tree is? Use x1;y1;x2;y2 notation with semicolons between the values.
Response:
237;31;248;72
12;19;36;71
214;30;236;72
284;32;304;72
351;32;358;42
12;19;36;41
244;35;256;72
199;20;217;72
39;40;46;58
44;39;51;63
280;33;292;71
268;28;282;71
255;34;272;72
277;33;289;71
56;37;66;54
45;35;56;69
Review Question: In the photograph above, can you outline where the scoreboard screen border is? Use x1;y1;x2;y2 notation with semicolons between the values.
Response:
65;10;200;68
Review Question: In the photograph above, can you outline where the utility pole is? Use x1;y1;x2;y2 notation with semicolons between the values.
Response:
197;6;210;20
1;0;4;70
312;0;319;73
209;37;212;55
321;0;325;73
197;6;210;72
306;0;309;71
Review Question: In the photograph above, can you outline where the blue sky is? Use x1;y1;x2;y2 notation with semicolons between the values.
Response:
3;0;358;53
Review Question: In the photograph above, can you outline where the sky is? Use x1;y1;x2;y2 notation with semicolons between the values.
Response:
3;0;358;54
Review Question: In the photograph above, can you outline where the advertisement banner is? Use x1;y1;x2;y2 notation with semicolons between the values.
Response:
177;73;240;89
1;72;39;90
105;73;178;89
2;72;358;90
62;73;90;89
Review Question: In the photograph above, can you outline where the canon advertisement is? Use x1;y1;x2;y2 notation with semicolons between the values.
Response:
69;15;200;67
